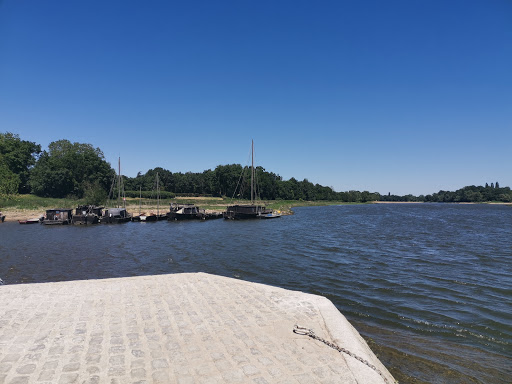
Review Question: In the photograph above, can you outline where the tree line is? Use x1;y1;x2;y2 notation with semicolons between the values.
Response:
1;132;511;204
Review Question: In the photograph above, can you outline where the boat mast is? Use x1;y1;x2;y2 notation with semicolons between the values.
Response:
156;172;160;216
139;186;141;215
117;157;121;208
251;139;254;204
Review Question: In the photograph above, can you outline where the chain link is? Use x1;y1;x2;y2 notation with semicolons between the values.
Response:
293;325;396;384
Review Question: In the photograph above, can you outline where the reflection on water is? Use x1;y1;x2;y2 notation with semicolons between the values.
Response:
1;204;511;383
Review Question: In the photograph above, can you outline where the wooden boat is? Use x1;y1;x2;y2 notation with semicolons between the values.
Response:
139;213;158;222
224;204;272;220
132;174;164;222
18;217;43;224
100;207;131;224
167;203;205;220
102;158;131;223
72;205;101;225
258;212;282;219
224;140;279;220
42;209;73;225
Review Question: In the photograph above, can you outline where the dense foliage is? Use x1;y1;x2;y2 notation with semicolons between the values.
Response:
424;183;512;203
0;133;41;194
29;140;114;202
123;165;381;202
1;132;510;204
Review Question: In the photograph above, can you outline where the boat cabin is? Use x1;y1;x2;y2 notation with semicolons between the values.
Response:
74;205;103;216
224;204;271;220
167;203;204;220
101;208;131;223
72;205;103;225
43;209;73;225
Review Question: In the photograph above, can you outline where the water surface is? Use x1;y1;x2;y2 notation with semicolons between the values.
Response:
1;204;510;383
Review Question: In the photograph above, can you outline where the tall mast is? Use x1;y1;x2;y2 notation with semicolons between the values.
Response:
156;172;160;215
117;157;121;208
251;139;254;204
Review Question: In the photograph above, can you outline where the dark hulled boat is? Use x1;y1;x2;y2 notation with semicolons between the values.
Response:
167;203;204;220
102;158;131;224
223;204;272;220
72;205;102;225
224;140;280;220
100;208;131;224
42;209;73;225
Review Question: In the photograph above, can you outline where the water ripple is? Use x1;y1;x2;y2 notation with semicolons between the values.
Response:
1;204;511;383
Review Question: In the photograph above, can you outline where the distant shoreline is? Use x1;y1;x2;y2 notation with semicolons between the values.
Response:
374;201;511;205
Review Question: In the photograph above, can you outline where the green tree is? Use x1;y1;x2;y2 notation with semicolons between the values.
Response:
30;140;114;198
0;132;41;193
0;160;20;195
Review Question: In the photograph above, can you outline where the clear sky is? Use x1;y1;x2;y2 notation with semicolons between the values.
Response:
1;0;511;196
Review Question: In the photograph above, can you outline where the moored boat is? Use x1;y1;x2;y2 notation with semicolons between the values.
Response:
224;140;280;220
72;205;102;225
102;157;131;224
224;204;272;220
100;208;131;224
167;203;204;220
42;209;73;225
19;217;43;224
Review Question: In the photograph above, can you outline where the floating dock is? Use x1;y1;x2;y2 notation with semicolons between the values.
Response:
0;273;395;383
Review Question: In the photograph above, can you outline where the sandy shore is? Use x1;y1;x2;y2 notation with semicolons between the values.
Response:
0;206;225;223
373;201;424;204
1;209;45;222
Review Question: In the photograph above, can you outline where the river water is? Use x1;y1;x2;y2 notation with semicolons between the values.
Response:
0;204;510;383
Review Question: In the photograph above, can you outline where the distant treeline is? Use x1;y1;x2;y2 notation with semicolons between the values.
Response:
122;165;381;202
380;183;512;203
1;132;510;204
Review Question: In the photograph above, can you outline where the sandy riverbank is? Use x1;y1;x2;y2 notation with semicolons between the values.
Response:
1;209;45;222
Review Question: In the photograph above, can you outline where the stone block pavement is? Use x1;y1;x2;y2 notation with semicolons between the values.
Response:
0;273;395;383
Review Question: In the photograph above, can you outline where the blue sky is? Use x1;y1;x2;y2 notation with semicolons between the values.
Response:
1;0;511;195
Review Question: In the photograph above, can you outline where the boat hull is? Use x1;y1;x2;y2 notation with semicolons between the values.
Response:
167;213;202;221
224;205;272;220
100;216;131;224
72;215;99;225
19;218;42;224
42;220;71;225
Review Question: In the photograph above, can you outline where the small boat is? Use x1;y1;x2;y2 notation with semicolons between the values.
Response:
72;205;101;225
100;208;131;224
132;174;166;222
224;204;272;220
0;214;5;223
167;203;205;220
224;140;279;220
19;217;43;224
258;212;282;219
139;213;158;222
102;158;131;224
42;209;73;225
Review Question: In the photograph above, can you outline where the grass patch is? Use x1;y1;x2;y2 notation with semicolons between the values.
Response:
0;194;85;210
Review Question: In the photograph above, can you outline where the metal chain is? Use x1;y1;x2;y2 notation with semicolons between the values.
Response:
293;325;396;384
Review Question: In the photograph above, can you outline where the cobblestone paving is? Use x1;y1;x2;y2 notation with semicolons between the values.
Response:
0;273;394;383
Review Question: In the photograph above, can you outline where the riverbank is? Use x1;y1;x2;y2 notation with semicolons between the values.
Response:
0;196;356;222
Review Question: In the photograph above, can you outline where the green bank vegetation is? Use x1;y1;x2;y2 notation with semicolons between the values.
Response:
1;132;511;207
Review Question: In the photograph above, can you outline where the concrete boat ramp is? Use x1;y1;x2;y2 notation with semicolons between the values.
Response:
0;273;395;384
